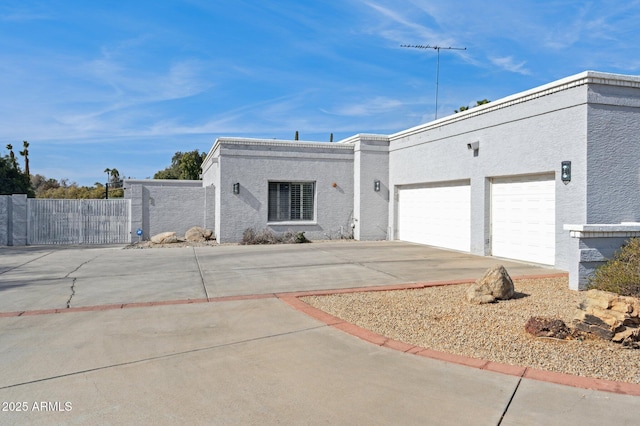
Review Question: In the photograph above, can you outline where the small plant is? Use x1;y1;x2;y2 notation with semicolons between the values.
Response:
587;238;640;297
294;231;308;243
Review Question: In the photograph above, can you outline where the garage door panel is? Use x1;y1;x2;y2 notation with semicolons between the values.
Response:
398;183;470;252
491;174;555;265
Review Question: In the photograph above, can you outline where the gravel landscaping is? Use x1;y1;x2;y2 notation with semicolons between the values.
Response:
301;276;640;384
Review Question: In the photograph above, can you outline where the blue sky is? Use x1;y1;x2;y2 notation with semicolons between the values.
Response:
2;0;639;186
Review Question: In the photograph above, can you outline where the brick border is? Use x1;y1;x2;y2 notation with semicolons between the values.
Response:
278;274;640;397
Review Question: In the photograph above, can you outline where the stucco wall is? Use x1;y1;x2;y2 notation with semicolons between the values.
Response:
213;139;354;243
124;180;214;240
388;80;590;271
0;195;10;245
0;194;28;246
350;135;390;240
586;83;640;224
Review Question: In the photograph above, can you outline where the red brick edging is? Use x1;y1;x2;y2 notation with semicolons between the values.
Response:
277;273;640;397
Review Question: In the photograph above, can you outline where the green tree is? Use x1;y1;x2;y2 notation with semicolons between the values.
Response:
0;153;34;196
153;150;206;180
455;99;490;113
36;179;122;199
31;174;60;197
108;168;121;188
179;151;205;180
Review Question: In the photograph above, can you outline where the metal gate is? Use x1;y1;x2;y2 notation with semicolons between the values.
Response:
28;199;131;244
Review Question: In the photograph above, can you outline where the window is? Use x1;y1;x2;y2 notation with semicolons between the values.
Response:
268;182;314;221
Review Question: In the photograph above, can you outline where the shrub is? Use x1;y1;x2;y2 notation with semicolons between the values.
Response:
294;231;309;243
241;228;310;245
587;238;640;297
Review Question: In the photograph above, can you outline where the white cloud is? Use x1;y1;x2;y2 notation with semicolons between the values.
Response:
323;96;406;117
489;56;530;75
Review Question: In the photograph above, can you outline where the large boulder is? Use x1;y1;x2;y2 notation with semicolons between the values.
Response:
150;232;178;244
573;289;640;346
185;226;214;242
466;265;515;305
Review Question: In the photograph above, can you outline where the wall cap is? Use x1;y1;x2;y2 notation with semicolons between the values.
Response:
564;223;640;238
390;71;640;140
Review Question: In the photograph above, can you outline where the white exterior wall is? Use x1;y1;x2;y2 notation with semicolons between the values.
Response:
124;179;214;240
388;75;591;272
211;139;354;243
348;135;390;240
586;81;640;223
201;150;218;188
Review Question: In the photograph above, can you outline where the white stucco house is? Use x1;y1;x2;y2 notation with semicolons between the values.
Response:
122;70;640;289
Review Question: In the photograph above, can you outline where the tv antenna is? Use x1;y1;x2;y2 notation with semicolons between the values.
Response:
401;44;467;120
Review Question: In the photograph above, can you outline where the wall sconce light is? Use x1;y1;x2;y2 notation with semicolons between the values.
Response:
233;182;240;194
467;141;479;151
374;180;381;192
561;161;571;184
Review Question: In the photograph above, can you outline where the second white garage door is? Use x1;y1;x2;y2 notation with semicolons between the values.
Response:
397;181;471;252
491;174;556;265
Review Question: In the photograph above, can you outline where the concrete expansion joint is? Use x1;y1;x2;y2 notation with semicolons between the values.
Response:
497;375;524;426
192;247;209;301
0;250;54;275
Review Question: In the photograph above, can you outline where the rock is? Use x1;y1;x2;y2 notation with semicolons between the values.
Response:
573;289;640;346
151;232;178;244
466;265;514;305
613;327;640;343
525;317;571;339
573;321;614;340
185;226;214;242
618;329;640;349
184;226;206;243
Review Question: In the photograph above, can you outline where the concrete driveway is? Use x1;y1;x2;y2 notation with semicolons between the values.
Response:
0;241;638;425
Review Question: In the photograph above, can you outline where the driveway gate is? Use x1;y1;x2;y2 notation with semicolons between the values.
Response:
28;199;131;244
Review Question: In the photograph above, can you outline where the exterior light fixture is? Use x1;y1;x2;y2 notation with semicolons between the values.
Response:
233;182;240;194
374;180;381;192
561;161;571;183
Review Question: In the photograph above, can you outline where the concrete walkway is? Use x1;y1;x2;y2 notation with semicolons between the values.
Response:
0;241;638;424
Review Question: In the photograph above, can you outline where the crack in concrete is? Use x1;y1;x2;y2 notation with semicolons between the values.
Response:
63;255;98;309
64;256;98;278
66;278;76;309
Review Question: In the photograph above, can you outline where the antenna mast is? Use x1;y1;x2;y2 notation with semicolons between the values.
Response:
401;44;466;120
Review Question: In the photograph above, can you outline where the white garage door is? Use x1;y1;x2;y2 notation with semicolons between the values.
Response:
397;181;471;252
491;174;555;265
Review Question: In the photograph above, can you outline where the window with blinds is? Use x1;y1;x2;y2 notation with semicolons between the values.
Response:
268;182;314;221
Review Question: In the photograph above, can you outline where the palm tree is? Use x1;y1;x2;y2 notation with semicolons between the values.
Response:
19;140;29;176
109;168;120;183
6;144;17;169
103;168;111;199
